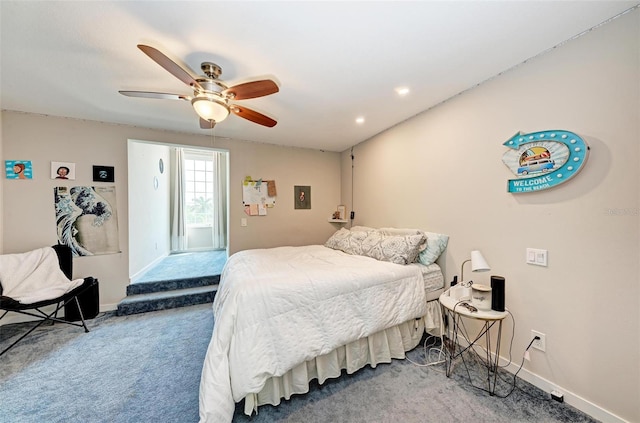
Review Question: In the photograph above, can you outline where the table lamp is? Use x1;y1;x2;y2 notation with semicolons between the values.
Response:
461;250;490;283
453;250;490;300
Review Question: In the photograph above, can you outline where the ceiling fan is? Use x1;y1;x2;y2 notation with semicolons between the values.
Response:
119;44;279;129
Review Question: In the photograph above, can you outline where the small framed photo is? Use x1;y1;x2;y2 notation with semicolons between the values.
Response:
93;165;115;182
51;161;76;180
5;160;33;179
337;205;346;220
294;185;311;209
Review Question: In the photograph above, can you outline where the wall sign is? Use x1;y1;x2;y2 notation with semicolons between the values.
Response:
502;130;589;193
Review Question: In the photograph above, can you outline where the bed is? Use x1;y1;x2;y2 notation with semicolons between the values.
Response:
199;227;449;423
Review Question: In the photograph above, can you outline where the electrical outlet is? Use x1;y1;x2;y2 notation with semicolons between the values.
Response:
531;330;546;352
551;390;564;403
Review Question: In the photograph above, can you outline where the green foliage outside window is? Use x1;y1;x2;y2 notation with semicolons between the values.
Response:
186;196;213;225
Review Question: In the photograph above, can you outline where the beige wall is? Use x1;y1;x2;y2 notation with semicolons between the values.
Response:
1;112;342;310
342;10;639;423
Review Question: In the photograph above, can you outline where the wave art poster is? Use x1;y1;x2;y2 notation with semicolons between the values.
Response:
54;186;121;257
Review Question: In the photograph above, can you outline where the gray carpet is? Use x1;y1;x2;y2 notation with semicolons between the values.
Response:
134;250;227;283
0;304;599;423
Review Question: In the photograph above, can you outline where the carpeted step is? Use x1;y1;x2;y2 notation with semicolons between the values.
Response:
116;285;218;316
126;275;220;296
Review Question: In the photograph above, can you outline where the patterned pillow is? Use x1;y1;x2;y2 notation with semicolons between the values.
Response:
418;232;449;266
327;227;444;265
325;228;351;250
325;228;370;255
378;227;422;236
378;227;428;261
358;231;426;265
350;225;375;232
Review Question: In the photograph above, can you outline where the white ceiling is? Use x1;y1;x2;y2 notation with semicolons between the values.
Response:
1;1;637;152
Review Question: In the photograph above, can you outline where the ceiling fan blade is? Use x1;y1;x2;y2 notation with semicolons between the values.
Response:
200;118;216;129
137;44;203;91
231;105;277;127
223;80;279;100
119;91;190;101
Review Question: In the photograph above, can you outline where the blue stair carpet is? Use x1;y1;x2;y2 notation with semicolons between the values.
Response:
117;250;226;316
134;250;227;283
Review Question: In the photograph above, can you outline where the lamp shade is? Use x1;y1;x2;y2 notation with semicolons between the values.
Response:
191;96;230;123
470;250;490;272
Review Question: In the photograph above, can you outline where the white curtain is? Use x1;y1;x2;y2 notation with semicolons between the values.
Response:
170;148;187;251
211;151;228;249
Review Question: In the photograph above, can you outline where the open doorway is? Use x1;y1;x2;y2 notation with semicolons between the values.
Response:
128;140;229;284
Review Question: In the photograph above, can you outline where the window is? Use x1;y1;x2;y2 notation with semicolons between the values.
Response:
184;151;214;226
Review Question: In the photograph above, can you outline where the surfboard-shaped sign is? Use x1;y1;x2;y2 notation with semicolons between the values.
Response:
502;130;589;193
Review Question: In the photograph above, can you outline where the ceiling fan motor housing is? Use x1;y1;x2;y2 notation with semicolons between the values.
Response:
196;78;227;95
121;45;278;128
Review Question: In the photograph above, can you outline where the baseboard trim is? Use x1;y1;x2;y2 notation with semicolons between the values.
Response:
447;328;628;423
100;303;118;312
499;358;628;423
129;253;169;283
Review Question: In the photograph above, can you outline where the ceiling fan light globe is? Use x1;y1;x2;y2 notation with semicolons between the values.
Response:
191;96;230;123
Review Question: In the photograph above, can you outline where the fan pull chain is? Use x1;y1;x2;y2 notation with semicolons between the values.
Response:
210;125;215;148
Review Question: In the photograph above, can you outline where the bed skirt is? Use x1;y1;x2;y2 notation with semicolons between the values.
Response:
243;299;442;416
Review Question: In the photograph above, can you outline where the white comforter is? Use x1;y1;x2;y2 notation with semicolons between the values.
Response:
199;245;427;423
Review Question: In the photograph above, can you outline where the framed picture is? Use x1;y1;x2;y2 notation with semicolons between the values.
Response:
337;205;346;220
93;165;115;182
51;161;76;180
5;160;33;179
294;185;311;209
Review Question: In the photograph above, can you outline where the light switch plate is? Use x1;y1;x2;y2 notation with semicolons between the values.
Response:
526;248;548;266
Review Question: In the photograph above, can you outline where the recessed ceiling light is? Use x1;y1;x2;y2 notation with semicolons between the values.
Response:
395;87;410;96
355;116;365;124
